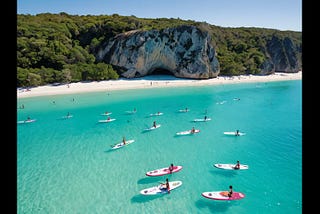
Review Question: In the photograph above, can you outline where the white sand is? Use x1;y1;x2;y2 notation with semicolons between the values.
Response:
17;71;302;98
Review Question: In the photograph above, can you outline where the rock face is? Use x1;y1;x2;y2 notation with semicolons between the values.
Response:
97;25;220;79
261;36;302;74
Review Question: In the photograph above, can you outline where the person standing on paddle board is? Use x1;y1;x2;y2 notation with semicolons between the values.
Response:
122;136;126;145
153;121;157;128
236;130;240;136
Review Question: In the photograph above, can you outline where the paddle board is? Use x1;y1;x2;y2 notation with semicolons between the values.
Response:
149;112;163;116
145;124;161;131
98;118;116;123
140;181;182;195
193;118;211;122
111;140;135;150
146;165;183;176
176;129;200;135
214;163;249;170
178;109;189;112
223;131;246;136
62;115;73;119
17;119;36;124
216;101;227;105
101;112;112;116
125;110;137;114
202;191;245;200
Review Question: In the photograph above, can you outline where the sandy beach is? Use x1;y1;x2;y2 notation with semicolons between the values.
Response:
17;71;302;98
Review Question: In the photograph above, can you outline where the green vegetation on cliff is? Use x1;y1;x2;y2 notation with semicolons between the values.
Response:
17;13;301;87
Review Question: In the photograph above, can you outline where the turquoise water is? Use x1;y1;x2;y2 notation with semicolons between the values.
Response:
17;80;302;214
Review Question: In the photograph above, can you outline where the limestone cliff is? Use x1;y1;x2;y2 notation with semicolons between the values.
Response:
97;25;220;79
260;35;302;74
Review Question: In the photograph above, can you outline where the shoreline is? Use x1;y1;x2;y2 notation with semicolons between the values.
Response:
17;72;302;98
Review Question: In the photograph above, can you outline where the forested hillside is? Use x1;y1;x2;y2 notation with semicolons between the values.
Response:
17;13;302;87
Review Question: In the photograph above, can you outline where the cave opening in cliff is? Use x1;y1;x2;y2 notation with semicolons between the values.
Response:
151;68;174;76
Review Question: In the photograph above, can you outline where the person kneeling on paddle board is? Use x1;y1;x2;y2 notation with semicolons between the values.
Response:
153;121;157;128
233;161;240;169
169;164;174;173
228;185;233;197
160;178;170;193
191;127;196;133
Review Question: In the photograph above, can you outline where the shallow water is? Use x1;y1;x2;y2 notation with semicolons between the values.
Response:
17;80;302;214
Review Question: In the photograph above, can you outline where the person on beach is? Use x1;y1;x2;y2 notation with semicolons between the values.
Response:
160;178;170;193
228;185;233;197
234;161;240;169
169;163;174;173
153;121;157;128
122;136;126;145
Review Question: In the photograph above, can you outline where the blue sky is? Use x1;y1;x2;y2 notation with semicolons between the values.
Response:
17;0;301;31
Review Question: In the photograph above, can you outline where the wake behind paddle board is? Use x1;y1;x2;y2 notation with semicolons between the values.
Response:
202;191;245;200
140;181;182;195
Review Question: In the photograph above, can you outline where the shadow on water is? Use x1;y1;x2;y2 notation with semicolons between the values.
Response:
173;133;197;138
137;176;163;184
209;169;237;178
141;129;151;134
131;193;165;203
195;198;232;213
174;135;188;138
103;144;122;153
56;117;71;121
104;149;114;153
